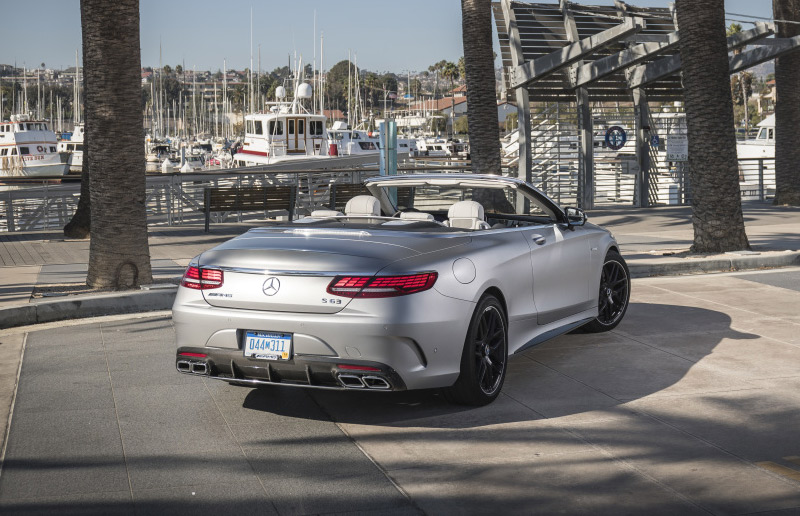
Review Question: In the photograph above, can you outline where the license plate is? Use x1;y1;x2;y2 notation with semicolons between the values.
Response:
244;331;292;360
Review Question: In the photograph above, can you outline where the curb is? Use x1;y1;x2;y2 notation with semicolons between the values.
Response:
0;288;177;330
1;253;798;330
628;251;800;278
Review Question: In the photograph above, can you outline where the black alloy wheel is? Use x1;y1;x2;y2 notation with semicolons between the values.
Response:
474;304;506;395
443;294;508;405
582;250;630;333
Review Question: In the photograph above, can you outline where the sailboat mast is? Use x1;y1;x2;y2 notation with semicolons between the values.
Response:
223;58;227;139
313;10;316;113
320;32;324;115
23;64;28;115
249;6;253;116
347;50;351;128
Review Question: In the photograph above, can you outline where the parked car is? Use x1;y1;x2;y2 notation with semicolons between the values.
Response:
173;174;630;405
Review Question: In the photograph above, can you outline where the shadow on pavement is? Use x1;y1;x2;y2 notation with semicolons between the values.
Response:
241;302;758;429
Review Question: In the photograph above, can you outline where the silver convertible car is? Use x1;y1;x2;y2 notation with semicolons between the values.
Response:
174;174;629;405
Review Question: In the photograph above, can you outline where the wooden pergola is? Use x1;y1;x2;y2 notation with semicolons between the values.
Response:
493;0;800;208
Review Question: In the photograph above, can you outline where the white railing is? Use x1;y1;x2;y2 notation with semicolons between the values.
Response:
0;162;474;232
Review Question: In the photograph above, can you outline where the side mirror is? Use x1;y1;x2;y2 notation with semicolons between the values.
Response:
565;207;587;227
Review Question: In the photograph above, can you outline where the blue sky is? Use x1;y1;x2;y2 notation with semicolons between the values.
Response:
0;0;773;73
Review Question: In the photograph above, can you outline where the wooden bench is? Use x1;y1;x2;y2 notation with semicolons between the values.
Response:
204;185;296;232
329;183;370;213
328;183;413;213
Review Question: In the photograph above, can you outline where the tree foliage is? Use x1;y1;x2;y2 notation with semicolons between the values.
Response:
322;60;398;117
730;73;753;105
454;115;468;134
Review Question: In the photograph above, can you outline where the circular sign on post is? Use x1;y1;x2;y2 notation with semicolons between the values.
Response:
605;126;627;150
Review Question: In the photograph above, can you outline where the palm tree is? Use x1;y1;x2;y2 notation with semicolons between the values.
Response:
82;0;153;288
773;0;800;205
461;0;501;174
461;0;510;211
675;0;749;251
63;154;90;238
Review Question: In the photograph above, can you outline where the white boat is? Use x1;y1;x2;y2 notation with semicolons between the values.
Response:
233;83;332;167
327;121;379;156
328;121;420;157
417;137;468;158
145;138;172;172
57;123;84;173
736;114;774;160
0;115;68;177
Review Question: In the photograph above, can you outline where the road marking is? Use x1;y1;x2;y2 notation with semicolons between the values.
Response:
756;461;800;482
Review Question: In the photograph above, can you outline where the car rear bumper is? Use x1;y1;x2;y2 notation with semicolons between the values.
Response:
172;287;476;390
176;346;407;391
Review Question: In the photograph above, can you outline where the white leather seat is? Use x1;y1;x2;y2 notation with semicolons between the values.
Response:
447;200;491;230
399;211;435;222
344;195;382;216
310;209;344;218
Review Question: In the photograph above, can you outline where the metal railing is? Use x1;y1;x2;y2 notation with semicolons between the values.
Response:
0;162;474;232
0;157;775;232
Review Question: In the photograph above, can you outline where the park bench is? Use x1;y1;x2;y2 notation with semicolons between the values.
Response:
327;183;413;212
204;185;296;232
328;183;370;212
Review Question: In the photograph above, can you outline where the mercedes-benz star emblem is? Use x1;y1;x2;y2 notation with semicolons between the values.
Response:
262;277;281;296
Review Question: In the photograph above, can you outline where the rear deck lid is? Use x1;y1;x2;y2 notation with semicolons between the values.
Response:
196;227;468;313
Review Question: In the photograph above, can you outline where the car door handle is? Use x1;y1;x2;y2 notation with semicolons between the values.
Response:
531;234;546;245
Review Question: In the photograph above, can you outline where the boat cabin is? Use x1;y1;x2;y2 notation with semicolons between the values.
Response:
235;111;328;167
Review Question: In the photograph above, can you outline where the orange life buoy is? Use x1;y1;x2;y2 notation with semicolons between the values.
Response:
37;145;44;152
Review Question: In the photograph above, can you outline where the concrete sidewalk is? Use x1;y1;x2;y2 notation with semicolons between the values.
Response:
0;202;798;324
2;269;800;514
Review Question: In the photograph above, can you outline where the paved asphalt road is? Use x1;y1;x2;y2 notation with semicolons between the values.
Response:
1;269;800;515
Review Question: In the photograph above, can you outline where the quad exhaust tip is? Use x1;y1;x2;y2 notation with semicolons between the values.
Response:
337;373;391;390
362;376;391;390
337;374;366;388
177;360;209;375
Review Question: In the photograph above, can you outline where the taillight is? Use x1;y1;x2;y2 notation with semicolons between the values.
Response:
327;272;437;298
181;266;224;290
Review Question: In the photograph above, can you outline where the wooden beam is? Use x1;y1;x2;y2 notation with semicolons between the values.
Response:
508;17;645;90
574;31;680;88
627;22;775;89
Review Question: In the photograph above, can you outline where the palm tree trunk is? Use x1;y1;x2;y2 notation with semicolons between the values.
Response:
773;0;800;206
63;156;90;239
676;0;749;252
461;0;501;173
64;41;91;239
461;0;513;211
82;0;152;288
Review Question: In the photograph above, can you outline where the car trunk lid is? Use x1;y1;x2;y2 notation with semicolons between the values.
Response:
196;227;468;314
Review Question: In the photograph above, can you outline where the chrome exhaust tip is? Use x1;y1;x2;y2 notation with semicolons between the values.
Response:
190;362;209;375
176;360;192;373
362;376;391;390
337;374;366;388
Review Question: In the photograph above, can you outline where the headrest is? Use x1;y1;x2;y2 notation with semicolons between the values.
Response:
310;209;344;218
344;195;381;216
399;211;435;221
448;200;485;221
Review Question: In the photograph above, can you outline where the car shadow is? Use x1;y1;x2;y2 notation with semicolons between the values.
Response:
241;302;758;429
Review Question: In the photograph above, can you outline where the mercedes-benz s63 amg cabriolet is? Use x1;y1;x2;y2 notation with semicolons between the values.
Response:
174;174;629;405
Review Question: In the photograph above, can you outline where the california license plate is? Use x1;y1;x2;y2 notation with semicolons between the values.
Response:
244;331;292;360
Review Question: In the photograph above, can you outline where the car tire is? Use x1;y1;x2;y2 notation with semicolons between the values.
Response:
442;294;508;406
581;250;630;333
